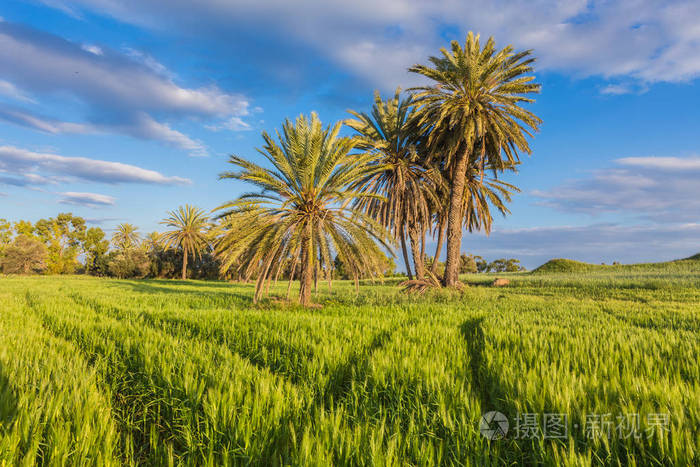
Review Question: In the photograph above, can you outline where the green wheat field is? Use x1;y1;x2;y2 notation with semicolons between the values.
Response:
1;260;699;466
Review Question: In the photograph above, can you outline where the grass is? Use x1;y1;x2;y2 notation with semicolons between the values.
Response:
0;264;698;465
532;253;700;274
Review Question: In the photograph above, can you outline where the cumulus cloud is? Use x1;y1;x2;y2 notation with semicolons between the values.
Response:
0;145;191;186
40;0;700;90
532;155;700;221
59;191;116;208
0;22;252;155
457;222;700;269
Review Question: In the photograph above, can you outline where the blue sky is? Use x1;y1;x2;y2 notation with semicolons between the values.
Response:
1;0;700;268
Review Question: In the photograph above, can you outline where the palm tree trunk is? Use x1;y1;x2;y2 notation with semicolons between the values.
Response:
408;225;425;280
299;224;313;306
313;260;319;296
286;252;299;300
181;250;188;280
443;149;469;286
430;219;446;276
399;228;414;280
254;255;272;303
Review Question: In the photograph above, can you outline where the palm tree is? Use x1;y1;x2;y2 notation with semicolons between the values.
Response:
112;223;140;250
144;231;162;253
345;88;439;281
409;32;541;286
429;158;520;276
160;205;210;280
215;113;392;306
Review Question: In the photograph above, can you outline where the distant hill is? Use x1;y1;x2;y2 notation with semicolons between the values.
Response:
533;253;700;274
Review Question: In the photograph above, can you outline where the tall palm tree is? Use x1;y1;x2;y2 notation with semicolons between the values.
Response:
160;205;210;280
409;32;541;286
345;88;439;281
429;158;520;276
112;223;140;250
215;113;392;306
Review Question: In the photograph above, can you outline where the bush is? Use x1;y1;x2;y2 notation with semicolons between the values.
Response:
459;254;477;274
488;258;525;273
0;236;48;274
107;249;151;279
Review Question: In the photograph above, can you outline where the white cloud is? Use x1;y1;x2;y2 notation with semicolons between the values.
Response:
0;22;253;154
600;84;633;95
119;114;207;157
0;106;94;134
617;156;700;171
0;79;34;103
0;145;191;186
41;0;700;89
59;191;116;208
532;155;700;220
81;43;103;55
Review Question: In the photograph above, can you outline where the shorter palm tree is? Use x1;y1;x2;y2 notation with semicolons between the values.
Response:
215;113;392;306
160;205;210;280
144;231;162;253
345;88;440;281
112;223;140;250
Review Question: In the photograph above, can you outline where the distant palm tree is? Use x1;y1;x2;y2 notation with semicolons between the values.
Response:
112;223;140;250
144;231;162;253
409;32;541;286
215;113;391;306
160;205;210;280
346;88;439;281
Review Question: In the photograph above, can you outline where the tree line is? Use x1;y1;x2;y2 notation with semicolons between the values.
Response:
1;33;540;306
0;213;522;277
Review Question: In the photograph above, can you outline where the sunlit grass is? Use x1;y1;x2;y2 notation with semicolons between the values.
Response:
0;268;698;465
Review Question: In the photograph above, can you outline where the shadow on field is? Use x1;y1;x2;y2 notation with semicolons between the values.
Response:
0;369;18;431
127;279;239;289
460;318;543;464
317;328;395;409
106;281;253;306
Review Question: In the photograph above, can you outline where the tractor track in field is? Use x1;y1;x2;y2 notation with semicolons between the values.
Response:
66;292;442;433
62;291;505;460
24;291;176;464
31;290;330;465
67;291;410;415
460;316;550;465
68;291;337;391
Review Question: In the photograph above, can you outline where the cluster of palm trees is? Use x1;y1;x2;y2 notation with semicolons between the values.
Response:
113;33;541;306
111;205;210;280
214;33;541;305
